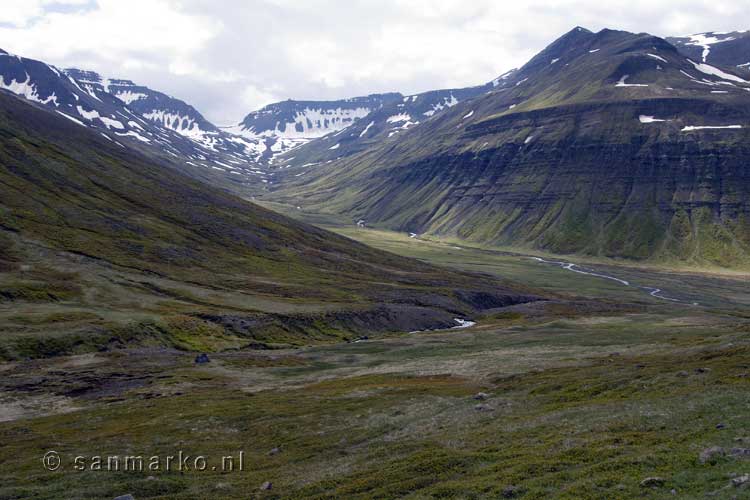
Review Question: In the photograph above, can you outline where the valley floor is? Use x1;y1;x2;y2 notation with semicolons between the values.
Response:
2;225;750;499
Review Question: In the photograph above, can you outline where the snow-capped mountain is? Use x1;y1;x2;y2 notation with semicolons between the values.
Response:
63;69;219;142
60;68;269;166
232;94;399;138
0;48;142;133
230;83;497;169
224;94;401;159
265;83;496;168
667;31;750;74
0;49;270;191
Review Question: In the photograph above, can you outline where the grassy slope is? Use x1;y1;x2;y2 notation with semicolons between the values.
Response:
0;92;540;359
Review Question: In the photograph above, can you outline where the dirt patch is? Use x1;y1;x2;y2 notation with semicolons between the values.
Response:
0;392;80;422
0;362;16;372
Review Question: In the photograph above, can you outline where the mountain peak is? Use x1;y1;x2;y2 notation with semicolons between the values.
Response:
571;26;592;34
63;68;102;82
523;25;597;69
551;26;595;46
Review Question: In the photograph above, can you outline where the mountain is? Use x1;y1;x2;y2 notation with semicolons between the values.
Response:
269;84;496;169
225;93;401;159
266;27;750;269
0;49;271;191
228;83;497;167
63;69;223;143
0;47;504;197
667;31;750;74
0;87;540;358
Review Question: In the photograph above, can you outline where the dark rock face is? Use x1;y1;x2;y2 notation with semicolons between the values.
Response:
196;293;540;342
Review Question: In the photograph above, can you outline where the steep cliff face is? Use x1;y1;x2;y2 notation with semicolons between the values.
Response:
356;99;750;265
269;28;750;268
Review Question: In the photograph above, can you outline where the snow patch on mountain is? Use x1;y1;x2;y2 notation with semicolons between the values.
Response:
75;105;124;129
687;59;749;84
684;33;736;62
116;130;151;142
615;75;648;87
359;121;375;137
55;110;85;126
639;115;667;123
115;90;148;105
492;69;517;87
647;53;667;63
99;116;125;129
143;110;208;137
0;73;58;106
423;95;458;117
682;124;742;131
387;113;411;124
235;106;371;140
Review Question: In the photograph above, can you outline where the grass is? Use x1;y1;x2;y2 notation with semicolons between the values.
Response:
2;222;749;498
307;224;750;310
1;306;748;499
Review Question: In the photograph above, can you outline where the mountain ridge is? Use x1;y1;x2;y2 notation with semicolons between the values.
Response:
0;50;276;196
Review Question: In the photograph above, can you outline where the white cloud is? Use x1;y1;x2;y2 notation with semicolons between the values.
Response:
0;0;90;28
1;0;749;124
0;0;219;59
241;84;281;113
0;0;46;27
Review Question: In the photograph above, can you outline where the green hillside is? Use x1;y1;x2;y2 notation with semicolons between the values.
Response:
0;92;539;360
267;28;750;269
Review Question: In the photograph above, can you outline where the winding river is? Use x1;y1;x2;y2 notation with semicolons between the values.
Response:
529;257;695;305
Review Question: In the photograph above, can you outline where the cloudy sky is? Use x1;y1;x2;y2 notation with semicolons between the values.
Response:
1;0;748;124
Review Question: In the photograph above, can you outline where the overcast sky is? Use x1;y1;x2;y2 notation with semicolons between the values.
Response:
1;0;748;124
